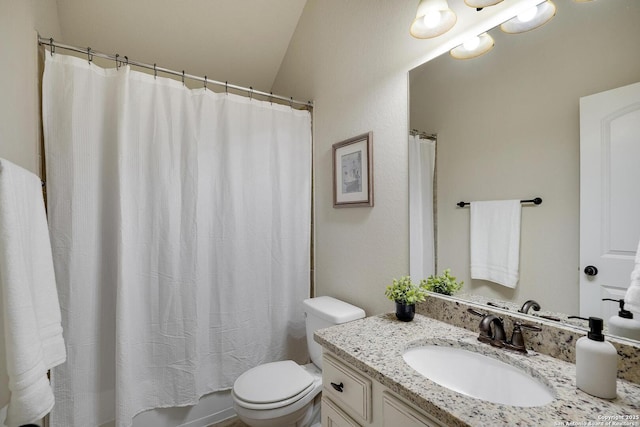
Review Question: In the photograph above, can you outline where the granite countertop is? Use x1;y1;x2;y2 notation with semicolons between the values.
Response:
315;313;640;427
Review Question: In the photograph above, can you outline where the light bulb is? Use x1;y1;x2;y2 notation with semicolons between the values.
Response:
517;6;538;23
463;36;480;51
423;11;442;29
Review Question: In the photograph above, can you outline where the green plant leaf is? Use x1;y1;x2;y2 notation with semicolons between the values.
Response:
423;269;463;296
384;275;428;304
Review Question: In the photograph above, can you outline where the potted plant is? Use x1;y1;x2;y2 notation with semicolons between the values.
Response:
423;269;463;296
384;276;428;321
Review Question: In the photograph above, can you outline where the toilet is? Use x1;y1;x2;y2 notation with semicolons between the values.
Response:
231;296;366;427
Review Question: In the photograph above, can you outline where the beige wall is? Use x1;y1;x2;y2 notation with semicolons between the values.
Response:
410;0;640;314
0;0;61;175
274;0;640;316
0;2;60;424
272;0;431;315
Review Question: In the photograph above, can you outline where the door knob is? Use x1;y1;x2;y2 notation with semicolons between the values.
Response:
584;265;598;276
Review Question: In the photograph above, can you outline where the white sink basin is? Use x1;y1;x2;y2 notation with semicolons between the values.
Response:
402;345;554;407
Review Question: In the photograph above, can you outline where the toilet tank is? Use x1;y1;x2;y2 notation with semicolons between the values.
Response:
303;296;365;370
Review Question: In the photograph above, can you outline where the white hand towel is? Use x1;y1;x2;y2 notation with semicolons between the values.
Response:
0;158;66;427
470;200;522;288
624;238;640;313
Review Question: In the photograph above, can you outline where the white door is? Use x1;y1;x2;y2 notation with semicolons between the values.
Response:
580;82;640;320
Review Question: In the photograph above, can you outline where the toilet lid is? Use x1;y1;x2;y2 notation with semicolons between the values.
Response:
234;360;314;404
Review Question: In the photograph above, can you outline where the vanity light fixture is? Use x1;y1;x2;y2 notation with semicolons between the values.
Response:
464;0;504;8
449;32;494;59
500;0;556;34
410;0;457;39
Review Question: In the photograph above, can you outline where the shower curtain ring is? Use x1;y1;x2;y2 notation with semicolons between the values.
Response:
49;38;55;56
270;92;273;105
115;54;120;69
249;87;253;100
290;97;293;108
154;64;157;79
225;81;228;94
204;76;207;90
124;56;129;66
87;47;93;64
182;71;185;86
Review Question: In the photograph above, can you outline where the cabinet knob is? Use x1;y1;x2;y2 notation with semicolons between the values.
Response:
584;265;598;276
330;382;344;392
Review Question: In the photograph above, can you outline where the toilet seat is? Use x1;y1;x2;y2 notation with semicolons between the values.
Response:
233;360;317;410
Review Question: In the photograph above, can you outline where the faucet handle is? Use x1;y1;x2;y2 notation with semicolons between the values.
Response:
515;321;542;332
508;322;542;354
467;308;486;317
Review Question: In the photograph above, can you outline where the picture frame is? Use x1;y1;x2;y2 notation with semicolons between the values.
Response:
332;132;374;208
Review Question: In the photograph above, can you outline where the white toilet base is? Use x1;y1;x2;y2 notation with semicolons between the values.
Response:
235;393;321;427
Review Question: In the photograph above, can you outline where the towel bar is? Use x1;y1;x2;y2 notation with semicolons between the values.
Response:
456;197;542;208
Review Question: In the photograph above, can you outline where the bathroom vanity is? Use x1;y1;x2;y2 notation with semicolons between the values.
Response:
315;313;640;427
321;350;445;427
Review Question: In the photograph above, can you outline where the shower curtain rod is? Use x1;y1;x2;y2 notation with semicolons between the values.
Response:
410;129;437;141
38;36;313;108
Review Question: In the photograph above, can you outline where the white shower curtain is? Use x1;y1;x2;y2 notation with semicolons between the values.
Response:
42;53;311;427
409;135;435;281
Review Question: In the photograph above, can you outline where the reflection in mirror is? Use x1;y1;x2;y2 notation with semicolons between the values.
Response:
455;293;586;329
409;0;640;341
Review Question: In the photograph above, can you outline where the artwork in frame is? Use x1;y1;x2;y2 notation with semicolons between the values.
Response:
332;132;374;208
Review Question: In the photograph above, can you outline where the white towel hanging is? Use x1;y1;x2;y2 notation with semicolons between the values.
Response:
470;200;522;289
0;158;66;427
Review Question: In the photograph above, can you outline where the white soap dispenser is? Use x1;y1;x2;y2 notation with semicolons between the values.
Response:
602;298;640;341
569;316;618;399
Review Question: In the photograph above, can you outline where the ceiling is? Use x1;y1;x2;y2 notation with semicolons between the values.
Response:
53;0;541;94
54;0;308;92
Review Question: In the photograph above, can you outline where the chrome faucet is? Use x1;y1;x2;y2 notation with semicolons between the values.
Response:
519;299;541;314
468;308;542;354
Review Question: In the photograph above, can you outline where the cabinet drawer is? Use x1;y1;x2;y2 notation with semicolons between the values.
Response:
322;396;362;427
322;354;372;422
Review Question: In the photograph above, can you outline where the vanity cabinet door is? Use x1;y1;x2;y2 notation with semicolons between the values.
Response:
382;392;443;427
322;396;362;427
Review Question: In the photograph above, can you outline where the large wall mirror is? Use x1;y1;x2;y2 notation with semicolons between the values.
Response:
409;0;640;340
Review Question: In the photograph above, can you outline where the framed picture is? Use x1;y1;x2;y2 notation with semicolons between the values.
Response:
332;132;374;208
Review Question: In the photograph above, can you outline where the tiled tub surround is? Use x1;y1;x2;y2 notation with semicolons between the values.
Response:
417;293;640;384
315;314;640;427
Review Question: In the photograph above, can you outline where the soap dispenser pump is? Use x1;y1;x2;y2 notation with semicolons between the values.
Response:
567;316;617;399
602;298;640;340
